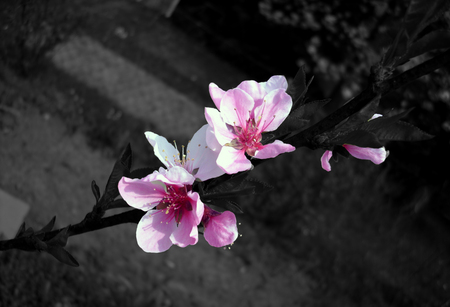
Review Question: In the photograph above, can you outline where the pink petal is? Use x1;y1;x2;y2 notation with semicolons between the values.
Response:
217;146;252;174
170;211;199;248
237;80;266;107
136;211;176;253
145;131;180;169
321;150;333;172
170;192;203;247
204;211;238;247
205;124;222;151
118;176;167;210
219;88;254;127
343;144;387;164
187;191;205;226
157;166;195;187
209;83;225;110
253;140;295;159
262;75;288;92
186;125;225;181
254;89;292;132
370;113;383;120
205;107;235;146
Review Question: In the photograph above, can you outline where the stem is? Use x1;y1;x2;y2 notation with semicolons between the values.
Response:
0;209;145;251
1;50;449;253
286;48;450;148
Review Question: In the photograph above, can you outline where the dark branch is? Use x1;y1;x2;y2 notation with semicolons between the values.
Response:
286;49;450;148
0;209;145;251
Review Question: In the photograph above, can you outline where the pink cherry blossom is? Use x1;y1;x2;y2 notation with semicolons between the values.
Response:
201;206;238;247
205;76;295;174
320;114;388;172
118;166;204;253
145;125;225;181
321;146;387;172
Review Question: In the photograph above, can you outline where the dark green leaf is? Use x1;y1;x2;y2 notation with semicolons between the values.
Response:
289;66;314;110
397;30;450;65
337;95;380;131
36;216;56;236
23;226;35;237
46;246;79;267
382;28;408;67
375;121;434;142
297;98;331;120
201;172;271;201
105;199;130;210
91;180;101;203
129;167;157;179
203;171;250;196
14;222;27;238
240;178;273;195
47;226;70;248
102;144;133;203
404;0;450;45
331;130;382;148
223;200;244;214
362;109;412;132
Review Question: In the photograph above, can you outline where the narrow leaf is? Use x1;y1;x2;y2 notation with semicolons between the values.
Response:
288;65;306;102
240;178;273;195
47;226;70;248
289;66;314;109
404;0;449;45
375;121;434;142
36;216;56;236
338;95;381;131
129;167;157;179
102;144;133;202
224;200;244;214
362;109;413;132
46;246;79;267
14;222;27;238
297;98;331;120
91;180;101;203
105;199;130;210
331;130;382;148
397;30;450;66
383;28;408;67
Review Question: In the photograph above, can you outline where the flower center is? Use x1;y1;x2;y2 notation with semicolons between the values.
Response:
156;185;193;224
227;117;263;156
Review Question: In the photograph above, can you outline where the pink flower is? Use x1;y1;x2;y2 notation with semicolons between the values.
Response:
201;206;238;247
205;76;295;174
321;145;387;172
118;166;204;253
320;114;388;172
145;125;225;181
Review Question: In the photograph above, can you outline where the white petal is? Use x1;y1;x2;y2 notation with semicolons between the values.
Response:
145;131;180;168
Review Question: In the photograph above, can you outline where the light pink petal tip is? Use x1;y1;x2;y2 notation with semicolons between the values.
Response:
321;150;333;172
136;211;176;253
253;140;295;159
204;211;238;247
343;144;387;165
263;75;288;92
209;83;225;110
217;147;252;174
118;176;166;210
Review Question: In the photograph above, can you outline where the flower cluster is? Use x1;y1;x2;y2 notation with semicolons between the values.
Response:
205;76;295;174
118;76;296;253
118;76;388;253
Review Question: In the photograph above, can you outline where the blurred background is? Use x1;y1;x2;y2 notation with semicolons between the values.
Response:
0;0;449;306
